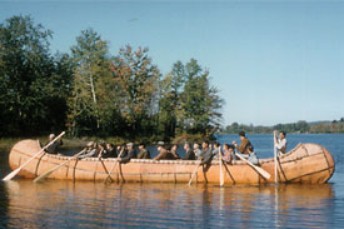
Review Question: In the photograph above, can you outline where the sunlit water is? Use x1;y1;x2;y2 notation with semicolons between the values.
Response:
1;134;344;228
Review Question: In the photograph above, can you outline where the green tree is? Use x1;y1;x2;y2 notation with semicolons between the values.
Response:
0;15;67;136
159;59;223;137
67;28;112;136
158;61;186;138
181;59;223;135
110;45;160;139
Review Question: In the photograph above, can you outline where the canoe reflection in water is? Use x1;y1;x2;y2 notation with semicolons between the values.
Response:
2;181;334;228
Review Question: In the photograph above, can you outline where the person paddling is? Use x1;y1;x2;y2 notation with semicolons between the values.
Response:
44;133;63;154
274;130;287;156
233;131;252;159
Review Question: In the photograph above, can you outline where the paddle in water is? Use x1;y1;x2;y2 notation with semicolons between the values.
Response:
188;161;202;186
33;148;86;183
3;131;66;181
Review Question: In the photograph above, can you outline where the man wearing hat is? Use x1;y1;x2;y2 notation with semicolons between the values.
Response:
44;133;63;154
154;141;174;160
79;141;98;159
119;142;137;163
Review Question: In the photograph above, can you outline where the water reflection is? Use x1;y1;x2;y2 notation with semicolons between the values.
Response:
1;180;335;228
0;182;9;228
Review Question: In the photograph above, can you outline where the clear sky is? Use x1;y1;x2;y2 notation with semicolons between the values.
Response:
1;0;343;126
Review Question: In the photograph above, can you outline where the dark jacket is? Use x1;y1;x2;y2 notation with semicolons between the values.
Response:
137;149;151;159
120;149;136;163
183;149;195;160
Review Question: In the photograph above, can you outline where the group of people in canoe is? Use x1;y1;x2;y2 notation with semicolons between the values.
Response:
45;130;287;166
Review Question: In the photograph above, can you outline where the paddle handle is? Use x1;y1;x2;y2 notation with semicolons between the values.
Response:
3;131;65;181
273;131;279;184
219;148;224;186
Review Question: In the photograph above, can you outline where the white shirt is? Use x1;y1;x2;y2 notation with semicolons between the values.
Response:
275;138;287;155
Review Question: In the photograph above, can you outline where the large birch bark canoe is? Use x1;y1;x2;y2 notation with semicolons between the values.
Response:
8;139;335;184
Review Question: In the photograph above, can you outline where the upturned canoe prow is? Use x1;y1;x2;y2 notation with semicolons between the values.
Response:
8;139;335;185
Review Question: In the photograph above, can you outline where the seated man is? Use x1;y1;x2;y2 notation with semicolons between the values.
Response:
193;142;202;159
198;140;214;165
103;143;117;158
183;142;195;160
170;144;181;160
137;143;151;159
79;141;98;159
154;141;175;160
222;144;235;164
212;142;222;160
119;142;137;163
44;133;63;154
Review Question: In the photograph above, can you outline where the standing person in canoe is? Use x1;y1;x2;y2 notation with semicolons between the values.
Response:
274;130;287;156
44;133;64;154
232;131;252;159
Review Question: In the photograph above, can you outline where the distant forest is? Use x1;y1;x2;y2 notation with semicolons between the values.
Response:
0;15;223;141
224;118;344;134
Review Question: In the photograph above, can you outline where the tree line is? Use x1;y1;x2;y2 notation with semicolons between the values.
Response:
224;118;344;134
0;15;223;141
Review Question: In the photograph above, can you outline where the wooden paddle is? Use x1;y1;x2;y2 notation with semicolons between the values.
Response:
235;153;271;180
3;131;66;181
219;148;224;186
33;148;86;183
98;157;113;183
188;160;202;186
273;131;279;184
104;148;125;183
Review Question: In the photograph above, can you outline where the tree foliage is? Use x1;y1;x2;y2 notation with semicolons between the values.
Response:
0;15;224;139
67;28;113;136
0;15;69;136
110;45;160;139
159;59;224;139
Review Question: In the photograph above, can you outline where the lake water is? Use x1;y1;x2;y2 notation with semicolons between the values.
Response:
1;134;344;228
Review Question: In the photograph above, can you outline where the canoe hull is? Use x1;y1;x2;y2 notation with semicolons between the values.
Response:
8;140;335;184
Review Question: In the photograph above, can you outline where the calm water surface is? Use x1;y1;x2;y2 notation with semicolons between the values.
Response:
0;134;344;228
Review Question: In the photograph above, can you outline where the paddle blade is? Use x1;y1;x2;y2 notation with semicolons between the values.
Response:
255;166;271;180
2;168;21;181
33;162;66;183
235;153;271;180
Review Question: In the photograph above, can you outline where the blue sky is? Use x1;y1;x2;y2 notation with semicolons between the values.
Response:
1;0;343;126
